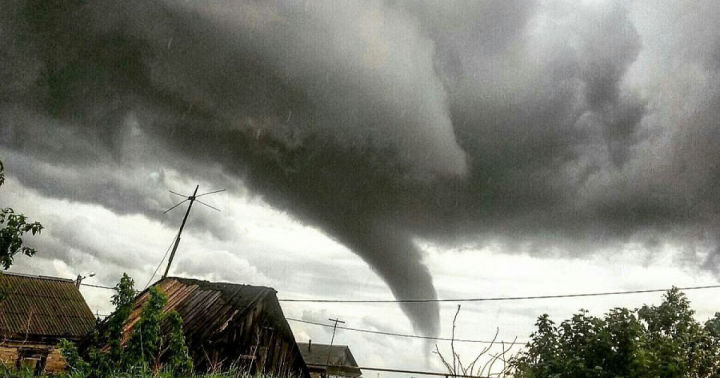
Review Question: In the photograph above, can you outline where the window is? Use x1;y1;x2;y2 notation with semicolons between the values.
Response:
16;347;49;375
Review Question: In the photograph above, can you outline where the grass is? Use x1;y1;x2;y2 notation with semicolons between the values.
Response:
1;365;294;378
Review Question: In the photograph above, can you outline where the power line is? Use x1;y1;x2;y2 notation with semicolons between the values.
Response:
310;364;490;378
86;312;525;344
286;317;526;345
77;233;178;292
278;284;720;304
80;283;142;295
144;230;180;290
79;282;115;290
80;282;720;304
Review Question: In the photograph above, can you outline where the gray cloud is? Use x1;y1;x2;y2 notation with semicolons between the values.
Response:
3;0;720;336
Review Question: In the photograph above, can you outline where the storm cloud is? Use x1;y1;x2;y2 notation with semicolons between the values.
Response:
2;0;720;336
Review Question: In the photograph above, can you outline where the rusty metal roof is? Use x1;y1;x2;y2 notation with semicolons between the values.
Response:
0;272;95;341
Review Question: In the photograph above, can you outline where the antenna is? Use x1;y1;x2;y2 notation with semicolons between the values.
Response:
162;185;224;278
326;318;346;369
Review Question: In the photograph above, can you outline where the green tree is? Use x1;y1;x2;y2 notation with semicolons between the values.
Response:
124;286;167;371
62;274;194;376
510;288;720;377
74;274;137;376
108;273;137;364
123;286;194;375
162;311;194;375
0;160;43;269
61;274;137;376
59;339;90;376
636;288;717;376
705;313;720;337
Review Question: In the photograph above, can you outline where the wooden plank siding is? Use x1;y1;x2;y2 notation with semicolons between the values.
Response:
118;277;309;377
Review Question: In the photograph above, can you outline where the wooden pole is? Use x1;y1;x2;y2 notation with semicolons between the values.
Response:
325;318;346;375
163;184;199;278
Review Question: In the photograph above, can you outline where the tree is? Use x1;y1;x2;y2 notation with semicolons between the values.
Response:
162;311;194;375
108;273;136;364
61;274;137;376
636;288;718;376
705;313;720;338
123;285;193;374
0;160;43;269
59;339;90;377
124;286;167;371
62;274;194;376
510;288;720;377
434;305;516;377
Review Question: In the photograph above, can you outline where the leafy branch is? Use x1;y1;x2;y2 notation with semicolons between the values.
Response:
0;160;43;269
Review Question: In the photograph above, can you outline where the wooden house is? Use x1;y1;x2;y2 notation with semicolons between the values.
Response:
124;277;309;377
0;272;96;374
298;341;361;378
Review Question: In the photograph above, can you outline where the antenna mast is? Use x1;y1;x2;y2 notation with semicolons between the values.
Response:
162;185;224;278
325;317;345;368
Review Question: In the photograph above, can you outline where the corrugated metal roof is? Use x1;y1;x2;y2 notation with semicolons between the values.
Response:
0;272;95;341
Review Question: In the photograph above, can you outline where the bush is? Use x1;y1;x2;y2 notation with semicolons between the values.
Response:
510;288;720;377
61;274;193;377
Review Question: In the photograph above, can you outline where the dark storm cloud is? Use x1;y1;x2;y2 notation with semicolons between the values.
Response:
2;0;720;335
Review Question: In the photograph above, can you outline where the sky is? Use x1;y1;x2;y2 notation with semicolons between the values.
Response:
2;0;720;375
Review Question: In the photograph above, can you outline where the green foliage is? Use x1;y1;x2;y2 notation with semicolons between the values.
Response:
163;311;194;375
108;273;137;365
61;275;139;377
705;313;720;337
0;208;43;268
510;288;720;377
62;274;194;377
59;339;90;376
0;160;43;269
1;368;283;378
124;286;167;370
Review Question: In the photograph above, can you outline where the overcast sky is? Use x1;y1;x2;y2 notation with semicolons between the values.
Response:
3;0;720;375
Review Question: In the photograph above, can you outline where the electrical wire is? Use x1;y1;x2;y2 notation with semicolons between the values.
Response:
286;317;526;345
196;188;226;198
81;281;720;305
143;231;180;290
278;284;720;303
87;312;525;344
79;282;115;290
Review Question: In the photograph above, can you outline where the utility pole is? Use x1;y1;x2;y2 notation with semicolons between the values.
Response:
162;185;224;278
75;272;95;288
325;317;345;373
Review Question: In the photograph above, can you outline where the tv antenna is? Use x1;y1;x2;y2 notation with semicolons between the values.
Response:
162;185;225;278
325;317;345;368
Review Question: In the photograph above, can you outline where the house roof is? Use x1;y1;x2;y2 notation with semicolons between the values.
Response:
117;277;309;377
125;277;298;347
0;272;95;341
298;342;362;376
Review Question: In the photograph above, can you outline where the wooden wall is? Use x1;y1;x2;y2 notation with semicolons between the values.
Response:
0;341;67;374
190;297;308;377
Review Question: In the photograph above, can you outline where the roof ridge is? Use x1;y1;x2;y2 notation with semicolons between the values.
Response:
167;276;277;293
299;342;350;347
2;271;75;283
